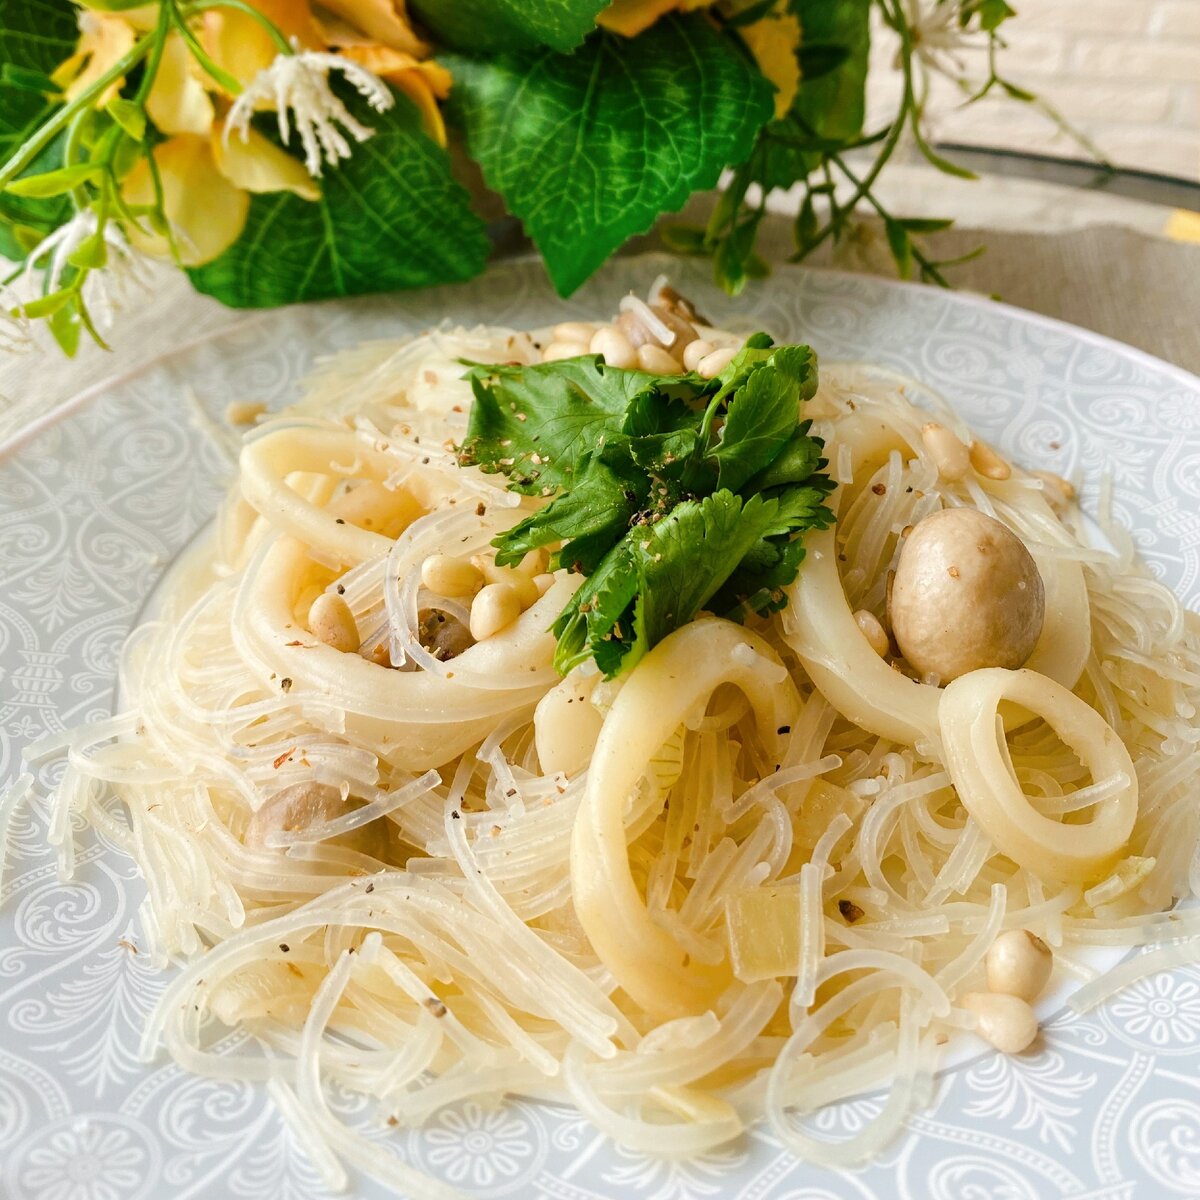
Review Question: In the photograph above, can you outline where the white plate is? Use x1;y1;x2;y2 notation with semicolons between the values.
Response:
2;255;1200;1200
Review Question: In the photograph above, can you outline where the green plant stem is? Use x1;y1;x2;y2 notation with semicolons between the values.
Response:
169;6;244;94
831;150;952;286
135;0;174;105
177;0;294;54
787;113;904;263
0;37;153;189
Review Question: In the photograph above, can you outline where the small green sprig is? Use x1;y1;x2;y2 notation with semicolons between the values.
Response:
677;0;1096;293
457;336;835;678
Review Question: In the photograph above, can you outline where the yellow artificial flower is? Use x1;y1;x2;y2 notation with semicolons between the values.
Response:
52;11;136;104
739;11;802;118
211;120;322;201
146;33;215;135
203;0;325;90
598;0;717;38
123;125;319;267
317;0;429;57
339;44;451;145
122;136;249;266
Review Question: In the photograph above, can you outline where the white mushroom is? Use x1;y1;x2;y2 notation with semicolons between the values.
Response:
888;508;1045;683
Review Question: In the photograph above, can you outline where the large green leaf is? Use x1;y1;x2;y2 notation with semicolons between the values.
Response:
188;91;490;308
447;15;775;296
752;0;871;192
0;0;78;258
408;0;609;53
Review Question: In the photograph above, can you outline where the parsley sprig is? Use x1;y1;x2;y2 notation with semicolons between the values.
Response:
456;335;835;678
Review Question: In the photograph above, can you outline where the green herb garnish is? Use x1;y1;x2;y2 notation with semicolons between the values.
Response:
457;334;835;678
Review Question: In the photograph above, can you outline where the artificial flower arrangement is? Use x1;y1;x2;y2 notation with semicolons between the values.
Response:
0;0;1032;354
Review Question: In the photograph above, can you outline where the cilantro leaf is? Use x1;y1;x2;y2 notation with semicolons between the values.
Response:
445;16;775;295
553;489;831;677
492;446;648;573
188;89;489;307
712;344;818;492
462;330;834;677
744;422;825;492
458;355;659;494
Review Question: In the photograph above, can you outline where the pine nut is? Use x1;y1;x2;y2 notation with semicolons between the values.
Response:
962;992;1039;1054
986;929;1052;1001
637;344;683;374
969;439;1012;480
1031;470;1075;510
922;422;971;481
518;548;549;576
697;346;737;379
308;592;359;653
225;400;266;425
420;554;482;598
471;554;539;608
553;321;595;344
682;339;714;372
854;609;889;657
541;340;588;363
589;326;637;368
469;582;522;640
532;572;556;596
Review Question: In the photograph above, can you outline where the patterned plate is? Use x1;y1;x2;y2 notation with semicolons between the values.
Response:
2;255;1199;1200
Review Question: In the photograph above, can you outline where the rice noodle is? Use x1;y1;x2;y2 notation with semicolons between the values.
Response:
22;313;1200;1194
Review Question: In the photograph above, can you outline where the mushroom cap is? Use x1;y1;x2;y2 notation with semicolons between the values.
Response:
888;507;1045;683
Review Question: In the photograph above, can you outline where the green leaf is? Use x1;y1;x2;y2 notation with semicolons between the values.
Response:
659;223;709;256
408;0;608;53
885;220;912;279
446;16;775;296
458;355;659;494
188;89;490;307
0;0;77;257
466;338;833;676
554;488;832;677
105;97;146;141
975;0;1016;32
6;161;101;197
795;42;850;81
712;345;817;491
911;123;977;180
897;216;954;233
494;446;648;573
19;288;74;317
0;0;75;151
46;291;81;356
68;230;107;270
794;190;818;251
751;0;870;192
743;422;825;492
0;63;57;93
1000;78;1037;103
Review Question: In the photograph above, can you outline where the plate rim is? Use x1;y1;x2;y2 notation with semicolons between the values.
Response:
2;254;1197;467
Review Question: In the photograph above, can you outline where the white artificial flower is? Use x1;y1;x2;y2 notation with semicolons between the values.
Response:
0;283;31;353
225;39;394;177
21;210;151;330
900;0;980;78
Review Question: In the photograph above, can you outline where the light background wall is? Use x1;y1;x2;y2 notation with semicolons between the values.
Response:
866;0;1200;179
